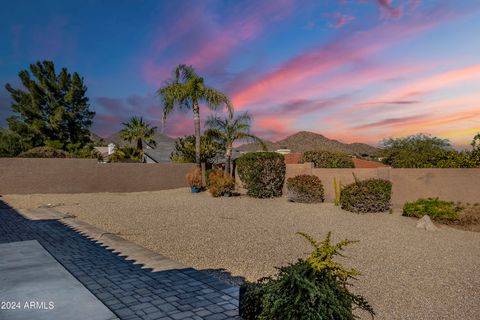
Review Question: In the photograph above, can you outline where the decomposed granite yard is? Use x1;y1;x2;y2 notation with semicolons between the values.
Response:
3;188;479;320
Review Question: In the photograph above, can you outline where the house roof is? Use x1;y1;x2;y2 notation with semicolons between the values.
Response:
143;140;175;163
210;150;244;164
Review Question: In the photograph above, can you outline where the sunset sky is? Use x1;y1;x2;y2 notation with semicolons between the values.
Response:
1;0;479;148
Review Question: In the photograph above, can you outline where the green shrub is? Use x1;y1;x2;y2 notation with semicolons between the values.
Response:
239;282;266;320
208;170;235;197
236;152;285;198
402;198;462;221
18;146;73;158
340;178;392;213
239;232;374;320
0;128;25;157
286;174;324;203
301;150;354;168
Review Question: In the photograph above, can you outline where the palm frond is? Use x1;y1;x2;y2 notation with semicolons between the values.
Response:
203;87;232;112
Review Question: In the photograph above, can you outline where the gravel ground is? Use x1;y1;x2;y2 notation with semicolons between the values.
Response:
3;188;480;320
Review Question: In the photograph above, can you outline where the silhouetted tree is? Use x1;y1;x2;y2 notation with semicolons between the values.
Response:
5;60;95;150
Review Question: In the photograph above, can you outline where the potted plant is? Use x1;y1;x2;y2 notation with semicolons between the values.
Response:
186;167;202;193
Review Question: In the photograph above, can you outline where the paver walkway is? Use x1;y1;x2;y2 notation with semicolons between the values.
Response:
0;201;240;320
0;240;118;320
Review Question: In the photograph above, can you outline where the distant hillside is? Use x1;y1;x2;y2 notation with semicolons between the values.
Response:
238;131;379;155
90;132;108;146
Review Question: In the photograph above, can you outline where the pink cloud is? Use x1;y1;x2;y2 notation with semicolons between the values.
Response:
231;13;443;109
356;64;480;112
227;5;478;144
329;13;355;28
377;0;403;18
141;0;298;86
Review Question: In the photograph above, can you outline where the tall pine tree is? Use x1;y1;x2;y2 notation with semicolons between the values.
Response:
5;61;95;151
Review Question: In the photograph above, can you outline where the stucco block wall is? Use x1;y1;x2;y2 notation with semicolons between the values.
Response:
0;158;195;194
285;164;480;206
237;163;480;206
2;159;479;205
389;169;480;205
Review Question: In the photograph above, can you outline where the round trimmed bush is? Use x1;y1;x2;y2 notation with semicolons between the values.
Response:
301;150;354;168
340;178;392;213
236;152;285;198
286;175;324;203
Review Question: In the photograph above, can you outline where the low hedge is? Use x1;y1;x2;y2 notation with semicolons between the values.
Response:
18;146;73;158
340;178;392;213
236;152;285;198
403;198;462;221
286;174;324;203
301;150;354;168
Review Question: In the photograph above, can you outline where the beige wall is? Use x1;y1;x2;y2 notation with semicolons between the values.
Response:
0;158;195;194
2;159;479;205
282;164;480;206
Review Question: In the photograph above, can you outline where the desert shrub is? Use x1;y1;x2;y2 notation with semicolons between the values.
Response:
286;174;324;203
170;133;222;164
236;152;285;198
301;150;354;168
436;150;480;168
340;178;392;213
208;170;235;197
185;167;202;189
239;232;374;320
205;169;214;186
402;198;462;221
18;146;73;158
0;128;25;157
239;282;266;320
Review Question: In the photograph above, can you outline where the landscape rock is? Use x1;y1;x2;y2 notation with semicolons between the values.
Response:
416;215;438;231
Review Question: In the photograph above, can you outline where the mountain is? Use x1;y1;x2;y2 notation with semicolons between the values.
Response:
237;131;379;155
90;132;109;146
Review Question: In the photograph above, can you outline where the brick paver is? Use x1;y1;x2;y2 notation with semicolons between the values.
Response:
0;203;240;320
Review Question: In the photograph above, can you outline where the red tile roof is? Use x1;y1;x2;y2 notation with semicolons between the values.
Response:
284;153;302;164
352;158;389;168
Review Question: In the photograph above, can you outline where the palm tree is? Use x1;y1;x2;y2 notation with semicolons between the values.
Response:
109;146;142;163
120;116;157;154
158;64;232;167
206;111;266;175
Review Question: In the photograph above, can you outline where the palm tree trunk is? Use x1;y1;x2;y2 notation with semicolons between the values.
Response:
225;143;232;175
193;100;201;168
137;139;143;154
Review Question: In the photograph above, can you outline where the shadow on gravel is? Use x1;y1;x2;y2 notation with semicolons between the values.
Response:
201;268;246;287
